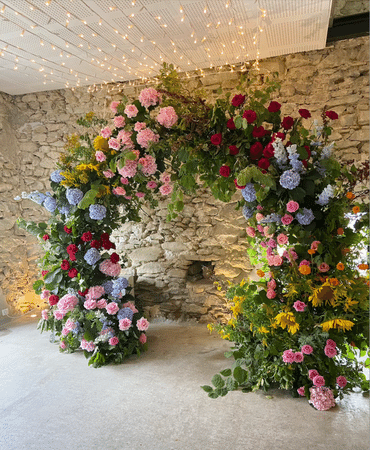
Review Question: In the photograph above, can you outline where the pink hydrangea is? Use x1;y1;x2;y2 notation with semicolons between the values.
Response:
326;339;337;348
106;302;119;315
324;345;338;358
60;341;66;350
53;310;66;320
139;154;157;176
147;181;157;189
137;128;160;149
293;300;307;312
138;87;161;108
157;106;178;128
311;240;321;250
113;115;125;128
108;138;120;151
139;333;147;344
318;263;330;273
96;298;107;309
134;121;146;132
61;328;70;336
281;214;294;225
64;318;76;331
266;289;276;299
119;318;132;331
84;299;97;310
282;349;295;363
118;160;138;178
113;187;126;196
100;126;112;139
286;200;299;212
308;369;320;380
81;338;95;352
103;169;115;178
301;345;314;355
41;310;48;320
95;151;106;162
246;227;256;238
86;286;105;301
117;130;134;149
122;301;138;313
137;317;150;331
110;101;120;113
40;289;50;300
297;387;305;396
159;184;173;195
124;104;138;118
277;233;288;245
294;352;304;363
336;376;347;388
99;260;121;277
58;294;78;313
313;375;326;386
309;386;335;411
273;255;283;266
267;279;276;289
109;336;119;346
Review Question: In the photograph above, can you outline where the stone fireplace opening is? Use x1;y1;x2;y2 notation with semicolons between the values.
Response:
186;260;215;282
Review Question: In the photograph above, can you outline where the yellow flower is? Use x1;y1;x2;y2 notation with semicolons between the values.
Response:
85;111;95;121
309;282;334;307
343;298;359;312
222;334;230;340
230;301;242;317
262;338;268;347
76;164;89;171
228;319;236;328
274;312;299;334
239;279;246;287
258;326;269;334
93;136;109;152
320;318;354;332
207;324;214;333
250;322;254;331
329;278;339;286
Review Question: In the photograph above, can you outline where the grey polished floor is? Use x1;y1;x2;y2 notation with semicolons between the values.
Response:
0;315;369;450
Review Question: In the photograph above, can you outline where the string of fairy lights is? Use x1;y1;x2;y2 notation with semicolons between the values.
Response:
0;0;268;93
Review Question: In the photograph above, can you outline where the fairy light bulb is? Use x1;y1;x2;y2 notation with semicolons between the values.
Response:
0;5;5;13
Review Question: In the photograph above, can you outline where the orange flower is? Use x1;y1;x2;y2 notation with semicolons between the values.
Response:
352;206;360;214
341;248;350;255
329;278;339;286
299;265;311;275
256;269;265;277
308;249;316;255
358;264;369;270
336;263;345;271
337;228;344;235
346;192;355;200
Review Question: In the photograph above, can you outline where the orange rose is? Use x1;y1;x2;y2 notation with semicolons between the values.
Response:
336;263;345;271
329;278;339;286
299;265;311;275
256;269;265;277
308;249;316;255
358;264;369;270
337;228;344;235
352;206;360;214
346;192;355;200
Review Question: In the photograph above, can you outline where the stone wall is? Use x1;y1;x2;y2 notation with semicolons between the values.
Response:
0;36;368;320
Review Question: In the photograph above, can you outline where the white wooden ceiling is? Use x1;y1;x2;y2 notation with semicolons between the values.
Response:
0;0;333;95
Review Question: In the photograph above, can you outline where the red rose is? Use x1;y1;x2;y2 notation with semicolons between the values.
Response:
281;116;294;130
252;126;266;138
234;179;246;189
219;165;231;177
304;145;311;158
42;234;50;241
48;295;59;306
69;254;76;262
268;101;281;112
78;289;89;297
64;226;72;234
110;252;120;263
210;133;222;146
298;109;311;119
41;270;49;277
229;145;239;155
226;118;236;130
326;110;338;120
231;94;245;107
102;241;114;250
66;244;78;254
242;110;257;123
263;143;274;159
61;260;70;271
273;132;285;141
249;142;264;160
81;231;93;242
90;240;101;249
302;160;308;168
68;268;78;278
258;158;270;170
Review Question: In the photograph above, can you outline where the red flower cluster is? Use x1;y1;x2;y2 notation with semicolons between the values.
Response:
326;110;338;120
67;244;78;261
299;109;311;119
81;231;93;242
68;268;78;278
48;295;59;306
250;142;263;160
61;260;70;271
229;145;239;156
64;226;72;234
42;234;50;241
110;252;120;263
226;118;236;130
100;233;116;250
267;101;281;112
78;288;88;297
219;165;231;177
242;110;257;123
210;133;222;146
41;270;49;277
231;94;245;107
281;116;294;130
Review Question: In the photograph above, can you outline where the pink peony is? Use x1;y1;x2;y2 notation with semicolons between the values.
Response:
308;369;320;380
281;214;294;225
58;294;78;313
99;259;121;277
113;115;125;128
108;137;121;150
124;104;139;118
277;233;288;245
324;345;338;358
110;101;120;113
119;318;132;331
311;240;321;250
336;376;347;388
109;336;119;346
138;87;161;108
318;263;330;273
136;128;160;149
147;181;157;189
326;339;337;348
266;289;276;299
246;227;256;238
41;310;48;320
293;300;307;312
294;352;304;363
95;151;106;162
103;169;115;178
137;317;150;331
106;302;119;315
134;121;146;132
157;106;178;128
282;349;295;363
139;333;147;344
313;375;326;387
297;387;305;396
117;130;134;149
84;299;97;310
309;386;335;411
301;345;314;355
96;298;107;309
113;187;126;196
286;200;299;212
159;184;173;196
86;286;105;301
100;126;112;139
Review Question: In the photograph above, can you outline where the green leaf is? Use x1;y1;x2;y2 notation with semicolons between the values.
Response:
33;279;44;294
201;385;213;393
225;377;239;391
109;159;117;173
208;392;219;399
220;368;232;377
211;374;225;388
233;366;247;384
78;187;100;210
234;116;242;129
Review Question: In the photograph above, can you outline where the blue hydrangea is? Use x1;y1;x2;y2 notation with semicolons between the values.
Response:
113;277;129;290
242;206;254;220
26;191;47;205
296;208;315;225
102;280;114;295
89;204;107;220
242;183;256;203
59;205;71;216
279;170;301;190
117;307;134;321
316;184;335;206
72;322;81;335
272;139;288;167
84;248;101;266
66;188;83;206
289;153;304;173
43;197;57;213
261;213;281;224
50;170;66;183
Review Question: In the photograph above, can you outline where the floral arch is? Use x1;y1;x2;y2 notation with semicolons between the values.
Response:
18;66;369;410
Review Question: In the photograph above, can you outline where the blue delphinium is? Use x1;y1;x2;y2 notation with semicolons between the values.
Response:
316;185;335;206
117;307;134;321
242;183;256;202
89;204;107;220
43;196;57;213
279;169;301;190
296;208;315;225
84;248;101;266
242;205;254;220
66;188;83;205
50;170;66;183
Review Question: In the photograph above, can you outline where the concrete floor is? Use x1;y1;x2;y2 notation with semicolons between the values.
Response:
0;315;369;450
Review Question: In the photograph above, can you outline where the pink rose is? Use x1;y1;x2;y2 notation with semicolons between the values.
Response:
267;279;276;289
60;341;66;350
308;369;320;380
277;233;288;245
282;349;295;363
113;115;125;128
100;126;112;139
159;184;173;195
103;169;115;178
110;101;120;113
53;310;65;320
246;227;256;238
318;263;330;273
124;104;139;118
95;151;106;162
257;225;264;232
106;302;119;315
286;200;299;212
121;177;129;185
84;299;97;310
311;241;321;250
135;192;145;198
147;181;157;189
113;187;126;196
139;333;147;344
324;345;337;358
160;172;171;183
268;238;277;248
326;339;337;348
313;375;325;387
137;317;149;331
297;387;305;396
109;336;119;346
281;214;294;225
294;352;304;363
273;255;283;266
119;318;132;331
96;298;107;309
293;300;306;312
301;345;313;355
336;376;347;388
256;213;264;222
266;289;276;299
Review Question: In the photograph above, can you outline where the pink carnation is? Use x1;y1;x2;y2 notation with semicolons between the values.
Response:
336;376;347;388
293;300;306;312
41;310;48;320
324;345;338;358
286;200;299;212
266;289;276;299
297;387;305;396
109;336;119;346
137;317;150;331
282;349;295;363
326;339;337;348
147;181;157;189
113;115;125;128
159;184;173;196
281;214;294;225
58;294;78;313
84;299;97;310
86;286;105;301
138;87;161;108
246;227;256;238
137;128;160;149
110;101;120;113
103;169;115;178
313;375;325;386
113;187;126;196
121;177;129;185
100;126;112;139
134;121;146;132
294;352;304;363
311;240;321;250
301;345;313;355
277;233;288;245
139;333;147;344
136;192;145;198
99;260;121;277
106;302;119;315
308;369;320;380
157;106;178;128
119;318;132;331
95;151;106;162
96;298;108;309
318;263;330;273
40;289;50;300
124;104;138;118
